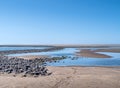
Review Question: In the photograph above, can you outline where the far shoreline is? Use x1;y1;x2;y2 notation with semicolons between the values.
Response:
0;44;120;48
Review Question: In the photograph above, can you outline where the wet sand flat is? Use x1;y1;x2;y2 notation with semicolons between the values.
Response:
0;66;120;88
94;49;120;53
76;49;112;58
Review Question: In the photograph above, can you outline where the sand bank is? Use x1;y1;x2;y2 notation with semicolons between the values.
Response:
76;49;112;58
94;49;120;53
0;66;120;88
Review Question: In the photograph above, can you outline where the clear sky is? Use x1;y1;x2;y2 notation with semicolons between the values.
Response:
0;0;120;44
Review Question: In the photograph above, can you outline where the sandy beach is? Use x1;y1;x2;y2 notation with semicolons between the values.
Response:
0;45;120;88
0;66;120;88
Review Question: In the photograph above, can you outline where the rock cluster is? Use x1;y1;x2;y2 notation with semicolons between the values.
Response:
0;56;51;77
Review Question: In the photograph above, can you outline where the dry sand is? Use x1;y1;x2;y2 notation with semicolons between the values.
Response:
0;66;120;88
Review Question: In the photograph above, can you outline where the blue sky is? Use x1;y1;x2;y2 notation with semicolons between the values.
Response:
0;0;120;44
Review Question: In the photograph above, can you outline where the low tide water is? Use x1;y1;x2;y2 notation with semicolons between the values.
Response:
47;48;120;66
3;47;120;66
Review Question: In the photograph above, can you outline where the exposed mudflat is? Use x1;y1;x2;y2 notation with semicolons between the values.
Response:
76;49;112;58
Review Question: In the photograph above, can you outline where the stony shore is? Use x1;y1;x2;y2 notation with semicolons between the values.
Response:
0;55;68;77
0;47;67;77
0;56;50;77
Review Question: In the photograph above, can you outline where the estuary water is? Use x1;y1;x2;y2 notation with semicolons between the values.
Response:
2;47;120;66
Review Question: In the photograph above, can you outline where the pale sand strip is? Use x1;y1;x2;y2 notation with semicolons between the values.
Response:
0;66;120;88
16;55;50;60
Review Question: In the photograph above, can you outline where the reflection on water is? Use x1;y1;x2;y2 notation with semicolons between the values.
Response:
6;47;120;66
47;56;120;66
98;52;120;58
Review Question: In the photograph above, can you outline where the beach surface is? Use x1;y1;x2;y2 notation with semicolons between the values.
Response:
0;66;120;88
0;45;120;88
